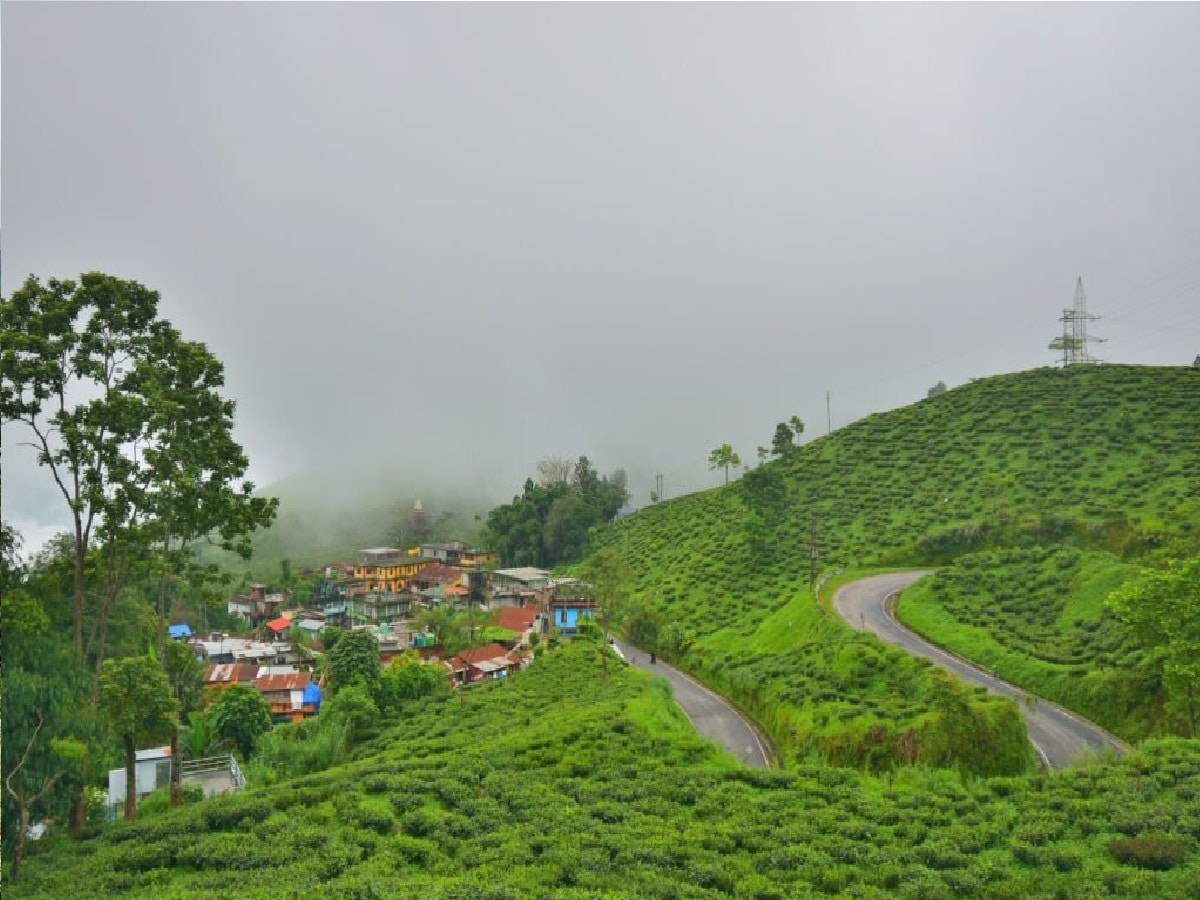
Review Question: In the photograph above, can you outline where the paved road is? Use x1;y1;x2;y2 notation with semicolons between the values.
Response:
832;571;1126;769
611;637;772;768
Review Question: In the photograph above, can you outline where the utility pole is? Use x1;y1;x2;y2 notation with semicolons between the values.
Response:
826;391;832;434
809;516;819;589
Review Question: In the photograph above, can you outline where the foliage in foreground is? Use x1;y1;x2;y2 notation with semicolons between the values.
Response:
9;641;1200;898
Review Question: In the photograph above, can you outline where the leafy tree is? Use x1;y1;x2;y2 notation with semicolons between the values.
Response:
209;683;272;760
771;422;795;457
322;683;381;746
180;710;222;760
416;605;459;652
2;273;276;830
789;415;805;441
3;713;85;881
485;457;629;567
162;638;204;805
543;493;592;563
1;274;161;665
927;380;948;398
377;651;447;708
1108;557;1200;735
327;628;381;693
1;553;91;876
321;625;344;653
708;443;742;484
97;656;177;821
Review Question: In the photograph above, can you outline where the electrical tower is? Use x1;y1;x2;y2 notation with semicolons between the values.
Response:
1052;276;1105;365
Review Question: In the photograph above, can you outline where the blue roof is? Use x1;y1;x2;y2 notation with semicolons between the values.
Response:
303;681;322;710
168;624;193;639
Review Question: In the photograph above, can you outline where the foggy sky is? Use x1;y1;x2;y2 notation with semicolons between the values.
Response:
4;3;1200;557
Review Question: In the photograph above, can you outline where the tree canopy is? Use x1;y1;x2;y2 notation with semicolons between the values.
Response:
708;443;742;484
485;456;628;567
1108;557;1200;735
97;656;177;820
209;683;273;760
327;628;382;694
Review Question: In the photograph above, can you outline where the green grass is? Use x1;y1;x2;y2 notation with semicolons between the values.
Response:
896;548;1169;740
11;639;1200;898
595;365;1200;769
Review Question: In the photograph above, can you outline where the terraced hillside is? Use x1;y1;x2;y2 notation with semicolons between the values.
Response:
12;640;1200;898
595;365;1200;769
896;548;1165;742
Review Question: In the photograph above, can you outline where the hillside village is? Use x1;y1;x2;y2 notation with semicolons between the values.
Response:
186;541;597;719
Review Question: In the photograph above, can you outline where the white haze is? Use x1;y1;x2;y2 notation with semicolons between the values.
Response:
3;4;1199;558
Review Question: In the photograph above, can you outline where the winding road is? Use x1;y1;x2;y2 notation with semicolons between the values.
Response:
611;637;772;768
833;571;1126;769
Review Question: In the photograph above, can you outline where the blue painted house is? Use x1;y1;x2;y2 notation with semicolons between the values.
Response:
549;597;599;635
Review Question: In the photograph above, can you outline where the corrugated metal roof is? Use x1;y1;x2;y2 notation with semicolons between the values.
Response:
255;674;311;692
204;663;259;684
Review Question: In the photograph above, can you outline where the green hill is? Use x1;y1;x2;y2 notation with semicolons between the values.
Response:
594;365;1200;769
11;641;1200;898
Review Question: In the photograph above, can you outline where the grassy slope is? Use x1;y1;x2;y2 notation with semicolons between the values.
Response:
12;640;1200;898
596;365;1200;769
896;548;1162;741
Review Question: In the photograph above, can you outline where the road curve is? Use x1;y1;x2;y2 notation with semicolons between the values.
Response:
832;571;1126;769
611;637;772;768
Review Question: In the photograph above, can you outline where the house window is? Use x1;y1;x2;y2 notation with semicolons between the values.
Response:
155;760;171;790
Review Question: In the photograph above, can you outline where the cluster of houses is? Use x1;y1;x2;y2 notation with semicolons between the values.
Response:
109;543;603;818
181;542;602;715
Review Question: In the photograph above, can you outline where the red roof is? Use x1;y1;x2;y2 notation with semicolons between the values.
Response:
255;673;311;692
494;606;538;633
266;616;292;632
456;643;511;665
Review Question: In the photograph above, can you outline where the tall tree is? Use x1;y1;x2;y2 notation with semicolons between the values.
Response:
789;416;805;443
1;541;90;877
3;274;277;826
707;443;742;485
97;656;177;821
327;628;381;694
1;273;160;666
124;324;277;803
771;422;795;458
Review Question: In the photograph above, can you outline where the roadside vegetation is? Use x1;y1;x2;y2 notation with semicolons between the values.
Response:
10;639;1200;898
895;548;1159;740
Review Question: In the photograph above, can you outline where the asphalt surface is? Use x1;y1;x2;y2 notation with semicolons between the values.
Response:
832;571;1126;769
611;637;772;768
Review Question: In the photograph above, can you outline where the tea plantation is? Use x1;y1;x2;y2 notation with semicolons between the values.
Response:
895;547;1164;740
11;640;1200;899
594;365;1199;770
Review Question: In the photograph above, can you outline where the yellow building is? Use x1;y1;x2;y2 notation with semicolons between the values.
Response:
353;548;428;593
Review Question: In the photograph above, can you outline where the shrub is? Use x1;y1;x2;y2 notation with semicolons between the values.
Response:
1108;835;1189;870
